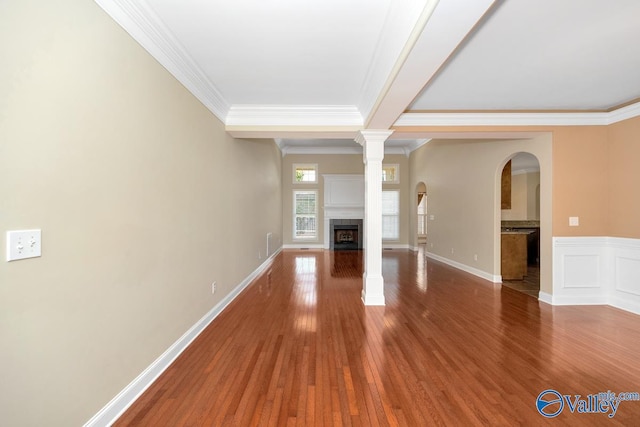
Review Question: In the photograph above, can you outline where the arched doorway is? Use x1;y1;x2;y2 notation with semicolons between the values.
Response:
499;152;540;297
416;182;427;246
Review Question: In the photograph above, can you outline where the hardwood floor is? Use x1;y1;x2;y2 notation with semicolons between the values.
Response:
115;249;640;426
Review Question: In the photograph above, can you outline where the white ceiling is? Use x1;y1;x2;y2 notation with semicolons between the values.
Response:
147;0;394;106
97;0;640;153
411;0;640;111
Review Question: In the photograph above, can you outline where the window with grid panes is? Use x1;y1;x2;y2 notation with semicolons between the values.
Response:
293;164;317;183
382;164;399;183
293;190;317;239
382;190;399;240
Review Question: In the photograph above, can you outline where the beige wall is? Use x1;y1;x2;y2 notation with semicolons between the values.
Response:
552;120;640;237
527;172;540;220
0;1;282;426
551;127;609;236
607;116;640;238
409;136;553;291
399;123;636;238
282;153;410;246
404;119;640;293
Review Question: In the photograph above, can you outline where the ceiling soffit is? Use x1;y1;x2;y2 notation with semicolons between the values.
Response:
395;102;640;128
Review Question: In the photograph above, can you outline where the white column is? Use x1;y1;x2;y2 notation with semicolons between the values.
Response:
355;130;393;305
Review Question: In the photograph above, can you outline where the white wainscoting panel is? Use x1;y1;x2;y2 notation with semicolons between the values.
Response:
552;237;640;314
615;257;640;296
610;238;640;314
563;255;601;288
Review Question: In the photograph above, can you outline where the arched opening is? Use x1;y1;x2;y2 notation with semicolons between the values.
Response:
416;182;427;246
499;152;541;297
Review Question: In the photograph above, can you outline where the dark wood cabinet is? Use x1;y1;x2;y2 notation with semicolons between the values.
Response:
501;232;527;280
501;160;511;209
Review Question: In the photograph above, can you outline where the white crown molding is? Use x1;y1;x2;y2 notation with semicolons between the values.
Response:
354;129;395;146
394;101;640;127
225;105;364;127
395;138;431;154
280;145;411;156
606;101;640;124
95;0;229;121
282;146;363;156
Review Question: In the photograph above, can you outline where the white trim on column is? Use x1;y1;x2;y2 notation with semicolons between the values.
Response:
356;130;393;306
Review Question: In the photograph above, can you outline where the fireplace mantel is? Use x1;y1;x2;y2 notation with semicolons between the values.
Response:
323;174;364;249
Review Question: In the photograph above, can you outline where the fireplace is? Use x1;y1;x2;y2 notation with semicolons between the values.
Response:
330;219;363;250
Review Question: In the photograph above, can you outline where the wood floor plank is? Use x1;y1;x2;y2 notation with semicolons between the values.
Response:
115;249;640;426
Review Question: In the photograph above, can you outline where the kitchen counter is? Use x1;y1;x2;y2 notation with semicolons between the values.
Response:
501;230;534;234
502;220;540;228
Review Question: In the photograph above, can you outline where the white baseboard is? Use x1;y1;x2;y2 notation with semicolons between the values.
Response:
426;251;500;283
538;291;553;305
84;248;282;427
382;244;411;250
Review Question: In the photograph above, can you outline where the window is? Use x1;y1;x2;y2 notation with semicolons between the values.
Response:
382;164;399;183
382;190;399;240
293;190;317;239
293;164;318;183
417;192;427;236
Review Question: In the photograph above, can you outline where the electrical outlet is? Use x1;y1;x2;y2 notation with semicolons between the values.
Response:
474;254;478;261
258;251;261;260
211;281;217;294
451;248;455;254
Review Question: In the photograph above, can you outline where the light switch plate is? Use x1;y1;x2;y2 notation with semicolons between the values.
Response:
7;229;41;261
